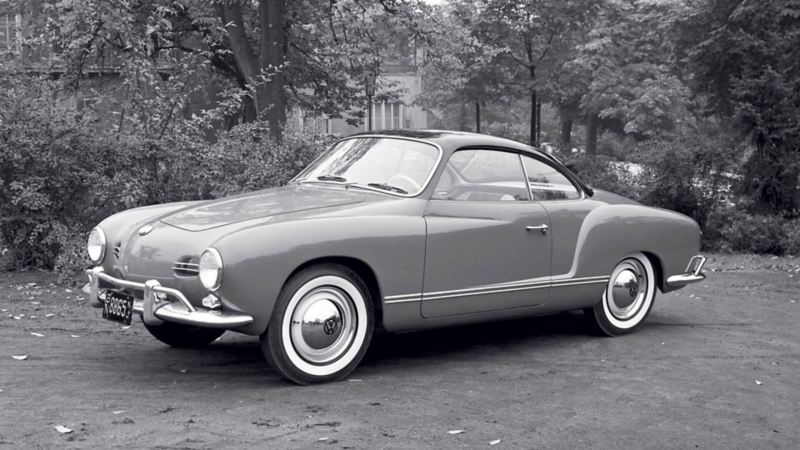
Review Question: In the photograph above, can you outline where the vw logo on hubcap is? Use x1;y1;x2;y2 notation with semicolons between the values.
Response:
323;318;338;335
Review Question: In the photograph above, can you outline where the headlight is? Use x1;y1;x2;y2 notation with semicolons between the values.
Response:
87;227;106;264
199;248;223;291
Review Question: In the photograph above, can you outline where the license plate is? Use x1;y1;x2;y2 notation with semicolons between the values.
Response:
103;290;134;325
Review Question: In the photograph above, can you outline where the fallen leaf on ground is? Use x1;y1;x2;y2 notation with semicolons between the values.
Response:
755;379;763;385
180;369;188;373
112;410;126;414
490;439;501;445
318;437;328;441
448;430;465;435
12;355;28;361
121;325;131;330
30;332;44;337
46;314;55;318
54;425;72;434
70;335;80;338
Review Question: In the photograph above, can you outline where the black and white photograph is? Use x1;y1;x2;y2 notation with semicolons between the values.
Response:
1;0;798;447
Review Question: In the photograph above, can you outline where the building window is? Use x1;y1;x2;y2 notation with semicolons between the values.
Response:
0;14;21;51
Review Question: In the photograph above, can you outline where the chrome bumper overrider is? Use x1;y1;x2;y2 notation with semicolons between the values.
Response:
84;267;254;329
666;255;707;288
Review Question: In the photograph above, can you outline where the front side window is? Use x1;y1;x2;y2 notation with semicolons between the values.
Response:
522;156;581;201
432;149;529;201
295;137;440;196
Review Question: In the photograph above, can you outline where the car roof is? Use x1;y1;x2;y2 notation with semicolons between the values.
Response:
347;129;550;160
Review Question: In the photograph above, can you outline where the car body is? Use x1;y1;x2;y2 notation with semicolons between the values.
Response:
85;130;706;384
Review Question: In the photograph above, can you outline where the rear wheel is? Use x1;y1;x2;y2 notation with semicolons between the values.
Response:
587;252;656;336
142;320;225;348
262;264;374;385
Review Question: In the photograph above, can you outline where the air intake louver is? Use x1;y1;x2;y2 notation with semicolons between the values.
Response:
113;242;122;259
173;257;200;277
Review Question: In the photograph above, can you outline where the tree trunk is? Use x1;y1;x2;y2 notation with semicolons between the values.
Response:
530;90;537;146
258;0;286;142
475;100;481;133
586;112;598;156
536;99;541;145
560;117;573;149
216;0;287;141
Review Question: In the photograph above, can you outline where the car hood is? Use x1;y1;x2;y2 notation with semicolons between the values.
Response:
160;184;367;231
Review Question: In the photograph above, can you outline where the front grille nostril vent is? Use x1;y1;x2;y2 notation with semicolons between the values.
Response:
113;242;122;259
173;256;200;277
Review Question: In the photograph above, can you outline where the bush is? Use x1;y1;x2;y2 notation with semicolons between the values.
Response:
194;124;333;198
716;210;786;254
563;154;644;201
781;220;800;256
0;77;122;271
0;76;333;281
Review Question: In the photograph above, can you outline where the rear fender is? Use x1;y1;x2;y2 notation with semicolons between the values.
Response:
569;205;701;292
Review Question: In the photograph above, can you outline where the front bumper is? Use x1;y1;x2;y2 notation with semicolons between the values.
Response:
666;255;707;288
84;267;254;329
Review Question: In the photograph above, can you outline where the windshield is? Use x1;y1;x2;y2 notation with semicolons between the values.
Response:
294;137;440;196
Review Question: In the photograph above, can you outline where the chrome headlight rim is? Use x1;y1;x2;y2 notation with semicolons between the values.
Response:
87;227;107;264
199;247;223;292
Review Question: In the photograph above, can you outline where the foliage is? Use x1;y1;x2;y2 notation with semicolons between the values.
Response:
39;0;429;140
676;0;800;214
715;210;789;255
564;154;643;203
0;73;332;278
194;123;333;198
0;76;118;270
418;0;601;143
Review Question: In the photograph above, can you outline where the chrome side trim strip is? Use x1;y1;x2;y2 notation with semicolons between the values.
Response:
424;283;550;301
383;276;610;304
384;296;422;304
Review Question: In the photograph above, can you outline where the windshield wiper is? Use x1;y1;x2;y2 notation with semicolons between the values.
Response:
317;174;348;182
367;182;408;194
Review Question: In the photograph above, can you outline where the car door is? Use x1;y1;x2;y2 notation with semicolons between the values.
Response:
421;149;552;318
520;154;593;278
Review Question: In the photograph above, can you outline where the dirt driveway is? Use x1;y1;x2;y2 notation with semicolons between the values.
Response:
1;256;799;449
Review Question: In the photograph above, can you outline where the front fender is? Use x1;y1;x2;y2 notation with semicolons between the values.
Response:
212;215;427;335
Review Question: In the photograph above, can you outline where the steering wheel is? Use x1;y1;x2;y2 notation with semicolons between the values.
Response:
388;174;421;193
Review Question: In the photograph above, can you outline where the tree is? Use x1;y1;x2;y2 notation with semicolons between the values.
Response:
37;0;428;142
418;0;601;145
564;0;691;155
677;0;800;215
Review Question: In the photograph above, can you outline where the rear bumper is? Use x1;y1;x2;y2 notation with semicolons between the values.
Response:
84;267;254;329
666;255;707;288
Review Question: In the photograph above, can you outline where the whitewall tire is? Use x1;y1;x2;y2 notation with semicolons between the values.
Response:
261;264;374;384
588;252;657;336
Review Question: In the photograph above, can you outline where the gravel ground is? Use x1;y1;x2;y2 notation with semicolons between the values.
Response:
1;254;799;449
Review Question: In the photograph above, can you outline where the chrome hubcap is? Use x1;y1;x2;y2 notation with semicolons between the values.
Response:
290;286;356;364
607;260;648;320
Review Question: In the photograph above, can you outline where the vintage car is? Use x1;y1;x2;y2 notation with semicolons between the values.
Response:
85;130;706;384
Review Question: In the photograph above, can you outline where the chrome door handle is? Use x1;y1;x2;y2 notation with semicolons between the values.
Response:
525;224;549;234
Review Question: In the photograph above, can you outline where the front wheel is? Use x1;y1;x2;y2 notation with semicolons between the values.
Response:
143;320;225;348
587;252;657;336
262;264;374;385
